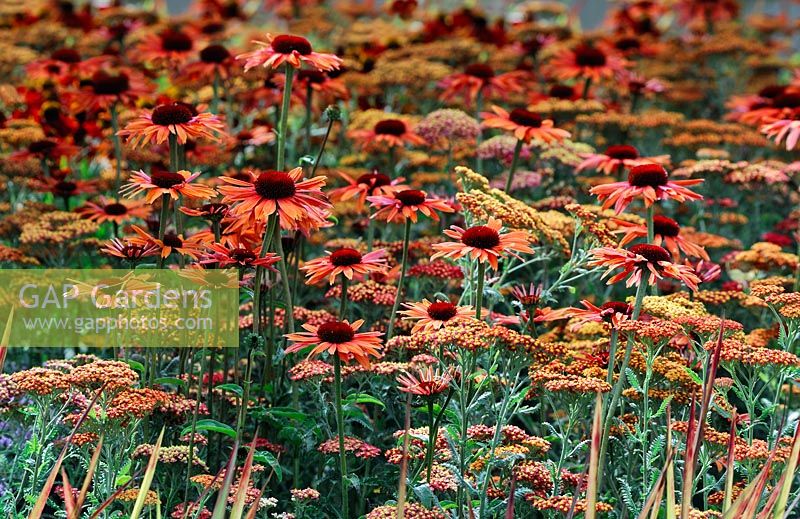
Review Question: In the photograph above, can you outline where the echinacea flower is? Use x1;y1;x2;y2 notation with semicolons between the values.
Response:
302;248;388;285
32;176;97;201
329;171;407;211
118;103;227;148
135;28;198;65
368;189;453;223
396;366;452;396
543;300;632;330
589;244;701;291
399;299;474;333
217;167;330;228
481;106;570;144
590;164;703;214
77;197;152;225
200;243;280;269
546;43;628;83
121;170;216;204
576;145;670;175
285;319;383;368
237;33;342;72
129;226;208;259
101;238;159;261
348;119;425;149
69;69;152;113
438;63;527;106
614;215;709;261
431;217;534;270
181;44;237;81
760;118;800;151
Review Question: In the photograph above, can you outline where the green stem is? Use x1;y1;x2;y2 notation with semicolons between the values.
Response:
504;139;524;193
311;118;334;178
333;356;349;519
110;103;123;202
582;77;593;99
169;133;179;172
277;65;295;172
475;262;486;320
304;84;313;155
425;398;435;482
252;215;279;336
387;219;412;339
598;280;647;481
366;207;375;252
646;205;655;243
211;70;220;114
273;221;295;333
156;193;171;269
339;277;349;320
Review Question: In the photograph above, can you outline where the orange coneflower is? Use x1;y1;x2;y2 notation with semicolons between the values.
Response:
117;103;227;148
348;119;425;149
32;176;97;200
397;366;452;396
77;197;152;225
217;167;330;228
283;69;349;105
481;106;570;144
238;33;342;72
302;248;388;285
399;299;474;333
180;202;230;221
576;145;670;175
15;139;79;162
590;164;703;214
542;300;632;331
329;171;407;211
438;63;527;106
101;238;159;261
589;244;701;291
121;169;217;204
545;43;628;84
284;319;383;368
69;69;152;113
129;225;208;260
200;242;280;269
367;189;453;223
614;215;709;261
761;117;800;151
181;44;238;82
431;217;534;270
135;28;199;65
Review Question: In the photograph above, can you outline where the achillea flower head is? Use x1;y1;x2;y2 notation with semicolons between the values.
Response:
416;109;481;147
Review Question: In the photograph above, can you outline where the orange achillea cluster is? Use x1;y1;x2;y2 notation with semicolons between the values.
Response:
705;337;800;367
325;280;397;306
366;503;446;519
526;495;614;514
733;242;799;271
318;436;381;459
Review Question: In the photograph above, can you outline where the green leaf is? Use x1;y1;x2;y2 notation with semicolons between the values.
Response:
154;377;184;387
125;360;145;373
683;367;703;386
625;368;642;392
182;419;236;439
344;393;385;409
215;383;243;397
266;407;308;422
253;451;283;482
